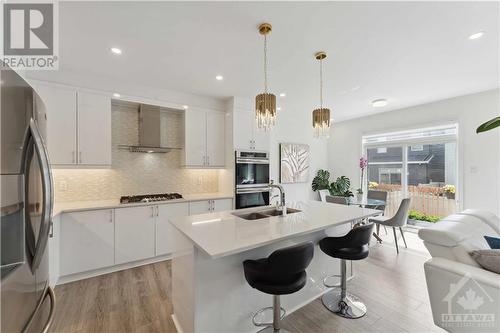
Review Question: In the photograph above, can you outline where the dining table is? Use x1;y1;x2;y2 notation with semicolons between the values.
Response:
348;197;386;242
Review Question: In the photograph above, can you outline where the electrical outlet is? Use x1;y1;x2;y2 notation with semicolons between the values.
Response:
59;180;68;192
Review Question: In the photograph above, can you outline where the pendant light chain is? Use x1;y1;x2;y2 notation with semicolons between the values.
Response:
319;57;323;110
264;34;268;93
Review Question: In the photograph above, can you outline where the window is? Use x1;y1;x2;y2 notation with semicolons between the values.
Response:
363;124;458;220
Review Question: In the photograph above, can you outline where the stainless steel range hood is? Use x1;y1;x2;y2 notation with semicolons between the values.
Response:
119;103;181;153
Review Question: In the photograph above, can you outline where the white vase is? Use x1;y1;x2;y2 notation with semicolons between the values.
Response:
356;193;363;202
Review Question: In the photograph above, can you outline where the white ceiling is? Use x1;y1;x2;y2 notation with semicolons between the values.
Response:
30;1;499;121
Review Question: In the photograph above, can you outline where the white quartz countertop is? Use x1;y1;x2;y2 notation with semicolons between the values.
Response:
169;201;381;259
52;192;234;216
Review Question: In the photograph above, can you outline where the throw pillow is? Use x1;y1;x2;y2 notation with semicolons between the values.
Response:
484;235;500;249
470;249;500;274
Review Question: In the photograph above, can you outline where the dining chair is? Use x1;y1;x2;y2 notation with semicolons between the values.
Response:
326;195;349;205
319;189;330;202
368;198;411;254
367;190;388;235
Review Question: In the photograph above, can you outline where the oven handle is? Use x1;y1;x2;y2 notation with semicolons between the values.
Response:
236;159;269;164
236;188;270;194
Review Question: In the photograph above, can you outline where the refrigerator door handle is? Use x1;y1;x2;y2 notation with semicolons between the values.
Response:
21;119;54;270
41;287;56;333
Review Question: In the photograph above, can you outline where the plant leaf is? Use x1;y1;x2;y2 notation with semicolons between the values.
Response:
477;117;500;133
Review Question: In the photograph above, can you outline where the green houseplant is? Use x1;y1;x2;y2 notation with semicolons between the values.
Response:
311;170;353;197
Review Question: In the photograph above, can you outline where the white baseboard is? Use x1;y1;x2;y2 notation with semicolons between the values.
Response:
57;254;172;285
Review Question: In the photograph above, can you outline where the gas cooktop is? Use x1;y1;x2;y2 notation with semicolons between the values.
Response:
120;193;183;204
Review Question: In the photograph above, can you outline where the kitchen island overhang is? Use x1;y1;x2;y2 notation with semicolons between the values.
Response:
169;201;380;333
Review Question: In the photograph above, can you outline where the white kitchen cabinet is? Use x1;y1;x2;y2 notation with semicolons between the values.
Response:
32;82;111;166
233;108;269;151
183;108;225;167
115;206;156;264
156;202;189;256
184;108;207;166
60;209;114;276
77;91;111;165
34;84;77;165
189;198;233;215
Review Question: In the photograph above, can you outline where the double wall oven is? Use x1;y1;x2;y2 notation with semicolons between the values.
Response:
235;150;270;209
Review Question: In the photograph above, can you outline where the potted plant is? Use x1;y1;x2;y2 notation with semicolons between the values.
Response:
442;185;456;200
356;157;368;201
477;117;500;133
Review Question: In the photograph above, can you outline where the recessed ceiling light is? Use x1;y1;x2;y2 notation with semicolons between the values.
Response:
112;93;121;98
182;105;189;110
110;47;122;55
277;107;282;111
468;31;484;40
279;93;286;97
372;99;388;107
215;75;223;81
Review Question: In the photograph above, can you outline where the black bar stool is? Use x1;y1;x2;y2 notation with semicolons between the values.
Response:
319;223;374;319
243;242;314;333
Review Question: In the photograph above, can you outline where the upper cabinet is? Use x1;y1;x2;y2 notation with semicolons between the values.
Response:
184;108;225;167
34;84;77;165
33;82;111;167
77;92;111;165
233;108;269;151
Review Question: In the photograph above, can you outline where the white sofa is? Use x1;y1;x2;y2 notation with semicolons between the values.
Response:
418;210;500;333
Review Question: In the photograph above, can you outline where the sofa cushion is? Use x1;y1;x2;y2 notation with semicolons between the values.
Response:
459;209;500;235
470;249;500;274
418;216;495;266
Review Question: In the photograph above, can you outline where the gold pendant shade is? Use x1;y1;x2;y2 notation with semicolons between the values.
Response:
255;93;277;131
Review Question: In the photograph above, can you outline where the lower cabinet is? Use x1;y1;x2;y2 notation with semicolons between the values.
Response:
59;198;233;277
114;205;156;265
156;202;189;256
189;198;233;214
60;209;114;276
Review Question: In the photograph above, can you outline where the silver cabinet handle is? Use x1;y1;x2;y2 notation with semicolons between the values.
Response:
151;206;155;218
156;206;159;217
211;200;215;212
109;210;113;223
207;155;210;166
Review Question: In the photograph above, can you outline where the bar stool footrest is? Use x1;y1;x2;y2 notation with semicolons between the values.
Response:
252;306;286;327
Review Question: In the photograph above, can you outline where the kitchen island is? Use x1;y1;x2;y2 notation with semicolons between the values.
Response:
169;200;380;333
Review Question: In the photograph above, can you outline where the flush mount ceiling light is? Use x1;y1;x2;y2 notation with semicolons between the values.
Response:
372;99;388;107
277;107;282;111
182;105;189;110
279;93;286;97
469;31;484;40
255;23;277;131
110;47;122;55
112;93;121;98
215;75;224;81
312;51;331;138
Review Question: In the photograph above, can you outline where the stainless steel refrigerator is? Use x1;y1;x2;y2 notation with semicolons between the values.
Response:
1;64;55;332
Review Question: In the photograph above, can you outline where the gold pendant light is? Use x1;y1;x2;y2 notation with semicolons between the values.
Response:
255;23;277;131
312;51;331;138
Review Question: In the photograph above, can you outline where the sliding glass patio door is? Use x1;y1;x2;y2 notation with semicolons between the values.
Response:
363;124;459;221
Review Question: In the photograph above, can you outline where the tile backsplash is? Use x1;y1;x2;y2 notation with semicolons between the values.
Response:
53;102;219;202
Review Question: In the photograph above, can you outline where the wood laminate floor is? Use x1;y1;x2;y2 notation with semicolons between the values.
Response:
50;242;444;333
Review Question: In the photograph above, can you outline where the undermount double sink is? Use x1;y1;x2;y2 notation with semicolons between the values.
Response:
233;207;301;221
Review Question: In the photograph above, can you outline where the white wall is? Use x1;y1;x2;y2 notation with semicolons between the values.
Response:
328;89;500;215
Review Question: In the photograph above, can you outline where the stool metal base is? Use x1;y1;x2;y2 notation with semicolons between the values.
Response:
322;289;367;319
257;326;291;333
252;306;286;327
